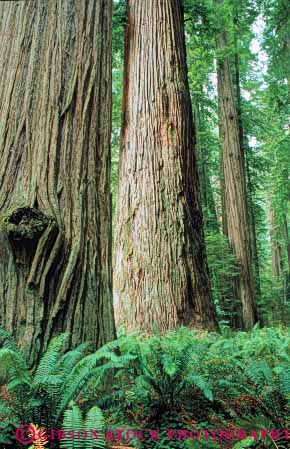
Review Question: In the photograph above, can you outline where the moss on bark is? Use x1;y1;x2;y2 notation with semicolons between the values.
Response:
0;207;54;241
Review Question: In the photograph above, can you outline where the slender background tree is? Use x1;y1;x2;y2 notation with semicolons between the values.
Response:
215;0;258;329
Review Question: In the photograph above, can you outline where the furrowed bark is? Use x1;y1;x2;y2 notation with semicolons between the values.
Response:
215;4;258;329
219;140;244;330
232;42;263;326
114;0;218;332
232;43;262;306
269;208;284;278
0;0;116;364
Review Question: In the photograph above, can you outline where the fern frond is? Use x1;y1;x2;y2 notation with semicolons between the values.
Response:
56;346;136;421
246;360;273;390
186;374;213;401
0;348;30;388
33;333;70;385
84;406;106;449
161;354;177;378
0;328;20;353
232;437;256;449
53;342;91;377
61;403;83;449
55;353;104;421
95;389;125;408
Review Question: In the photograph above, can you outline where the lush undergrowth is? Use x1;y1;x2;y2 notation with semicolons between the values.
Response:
0;326;289;449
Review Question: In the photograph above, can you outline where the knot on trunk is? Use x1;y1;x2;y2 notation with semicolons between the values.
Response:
0;207;58;267
0;207;54;242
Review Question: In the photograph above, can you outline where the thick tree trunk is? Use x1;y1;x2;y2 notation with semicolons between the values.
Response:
216;22;258;329
0;0;116;365
114;0;218;332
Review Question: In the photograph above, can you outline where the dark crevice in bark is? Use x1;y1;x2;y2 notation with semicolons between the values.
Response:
0;1;116;365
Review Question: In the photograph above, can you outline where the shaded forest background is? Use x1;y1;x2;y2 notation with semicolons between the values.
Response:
111;0;290;328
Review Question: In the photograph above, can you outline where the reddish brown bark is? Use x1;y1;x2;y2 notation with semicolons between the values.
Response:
216;14;258;329
269;208;284;277
0;0;116;364
114;0;218;332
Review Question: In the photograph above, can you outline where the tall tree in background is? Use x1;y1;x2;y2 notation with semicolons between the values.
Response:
183;1;241;326
263;0;290;305
0;0;116;364
269;207;284;278
230;0;263;318
232;32;262;306
215;0;258;329
114;0;218;332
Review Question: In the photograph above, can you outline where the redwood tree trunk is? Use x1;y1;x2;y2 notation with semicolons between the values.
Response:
216;18;258;329
114;0;218;332
269;208;284;278
0;0;116;364
219;123;244;330
232;43;262;312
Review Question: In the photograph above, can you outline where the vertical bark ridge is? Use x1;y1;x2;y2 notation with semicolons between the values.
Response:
0;0;115;365
114;0;218;333
216;23;258;329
